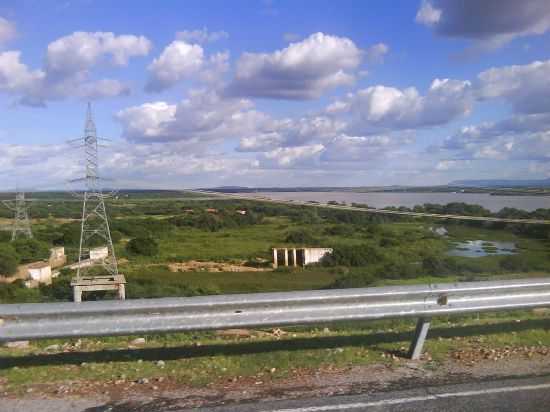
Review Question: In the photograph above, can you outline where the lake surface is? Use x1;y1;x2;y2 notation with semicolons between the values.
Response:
447;240;517;258
244;191;550;212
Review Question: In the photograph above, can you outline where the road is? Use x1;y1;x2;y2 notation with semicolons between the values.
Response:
191;376;550;412
2;376;550;412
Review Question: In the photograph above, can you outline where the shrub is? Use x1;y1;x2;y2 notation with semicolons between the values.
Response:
321;244;382;267
126;237;159;256
0;245;19;276
284;229;319;244
12;238;50;263
499;255;530;272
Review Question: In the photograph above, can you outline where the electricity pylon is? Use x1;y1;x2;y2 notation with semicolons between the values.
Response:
2;190;33;241
72;103;118;279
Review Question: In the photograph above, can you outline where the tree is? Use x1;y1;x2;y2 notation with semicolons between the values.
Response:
126;237;159;256
0;245;19;277
12;238;50;263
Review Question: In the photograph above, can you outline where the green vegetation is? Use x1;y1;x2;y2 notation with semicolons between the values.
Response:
0;245;18;276
1;192;550;302
126;237;160;256
1;191;550;394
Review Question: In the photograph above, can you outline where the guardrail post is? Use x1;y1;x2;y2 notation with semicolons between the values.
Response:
408;317;431;360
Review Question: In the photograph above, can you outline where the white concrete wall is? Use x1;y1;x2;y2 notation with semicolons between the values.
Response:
303;248;333;265
90;247;109;260
28;265;52;283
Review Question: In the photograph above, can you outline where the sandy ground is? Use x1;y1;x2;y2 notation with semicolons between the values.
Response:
167;260;271;273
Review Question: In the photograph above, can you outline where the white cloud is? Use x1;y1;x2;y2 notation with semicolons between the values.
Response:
0;17;16;45
416;0;550;49
226;32;362;99
331;78;473;132
116;90;259;142
415;1;442;26
0;51;44;94
0;31;151;105
46;32;152;74
176;28;228;44
146;40;204;92
237;115;346;152
477;60;550;114
261;144;325;168
365;43;389;63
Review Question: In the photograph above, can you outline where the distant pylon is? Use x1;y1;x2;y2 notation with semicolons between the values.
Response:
72;103;118;279
2;190;33;241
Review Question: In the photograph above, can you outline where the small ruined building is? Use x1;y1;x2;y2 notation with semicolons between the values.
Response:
272;247;333;268
89;246;109;260
49;246;67;268
25;261;53;287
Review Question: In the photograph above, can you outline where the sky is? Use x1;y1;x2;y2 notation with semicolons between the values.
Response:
1;0;550;190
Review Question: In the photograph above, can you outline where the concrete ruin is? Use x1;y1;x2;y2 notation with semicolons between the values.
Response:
272;247;333;268
49;246;66;268
90;246;109;261
25;261;54;287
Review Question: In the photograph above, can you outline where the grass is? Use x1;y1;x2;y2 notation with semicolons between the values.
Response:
1;311;550;393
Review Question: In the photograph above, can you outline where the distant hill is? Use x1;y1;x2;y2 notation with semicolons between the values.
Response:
450;178;550;188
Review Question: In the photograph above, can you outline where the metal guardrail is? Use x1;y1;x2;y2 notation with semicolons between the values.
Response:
189;190;550;225
2;277;550;359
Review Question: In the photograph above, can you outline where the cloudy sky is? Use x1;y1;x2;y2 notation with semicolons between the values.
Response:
1;0;550;189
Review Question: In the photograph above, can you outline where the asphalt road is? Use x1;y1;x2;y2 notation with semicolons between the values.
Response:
191;376;550;412
2;376;550;411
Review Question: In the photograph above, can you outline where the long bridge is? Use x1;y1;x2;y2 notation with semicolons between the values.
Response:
188;190;550;225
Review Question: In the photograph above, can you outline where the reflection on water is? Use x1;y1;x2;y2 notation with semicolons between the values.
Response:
447;240;516;258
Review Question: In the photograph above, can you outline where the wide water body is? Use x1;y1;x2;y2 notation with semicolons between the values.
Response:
247;192;550;212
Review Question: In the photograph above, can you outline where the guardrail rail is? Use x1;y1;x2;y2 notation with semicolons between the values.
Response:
2;277;550;359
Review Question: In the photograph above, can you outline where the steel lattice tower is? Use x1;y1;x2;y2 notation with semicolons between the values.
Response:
2;191;33;241
74;103;118;279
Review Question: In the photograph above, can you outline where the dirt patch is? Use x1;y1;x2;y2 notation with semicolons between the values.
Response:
168;260;272;273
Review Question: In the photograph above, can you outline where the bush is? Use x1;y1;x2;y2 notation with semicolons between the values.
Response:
12;238;50;263
126;237;159;256
499;255;530;272
284;229;319;244
0;245;19;276
321;244;382;267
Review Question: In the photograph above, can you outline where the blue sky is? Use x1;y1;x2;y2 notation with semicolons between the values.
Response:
1;0;550;189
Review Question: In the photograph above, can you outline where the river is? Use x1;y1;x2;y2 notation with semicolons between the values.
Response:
243;192;550;213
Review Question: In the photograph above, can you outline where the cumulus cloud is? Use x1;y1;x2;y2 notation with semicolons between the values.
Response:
441;112;550;161
476;60;550;114
416;0;550;49
237;115;346;152
46;31;151;74
260;144;325;168
0;31;151;105
116;89;261;142
0;17;16;45
0;51;44;94
176;28;229;44
329;78;473;132
146;40;204;92
225;32;362;99
321;134;395;162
